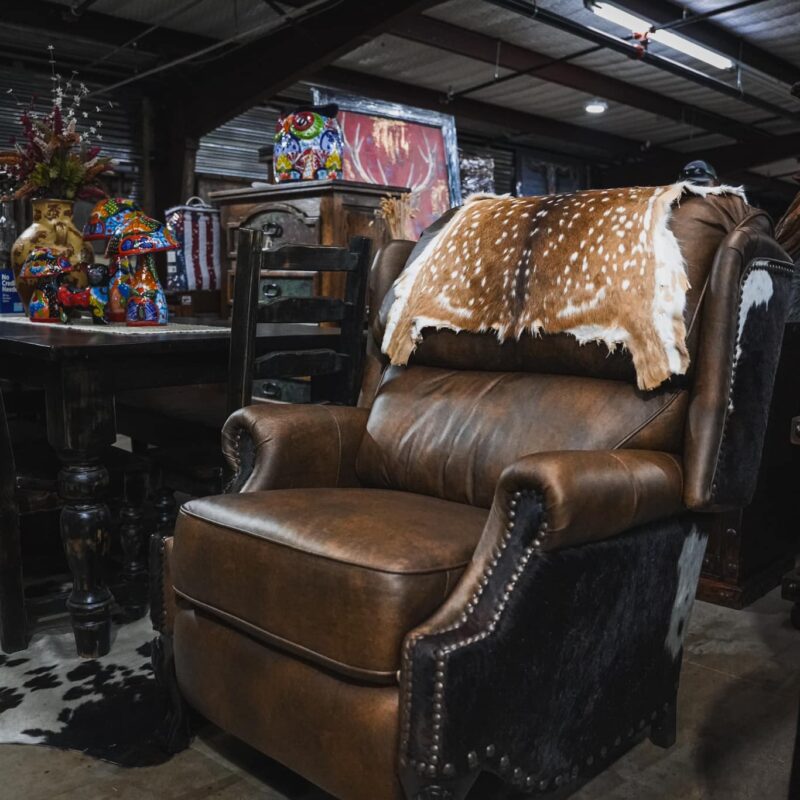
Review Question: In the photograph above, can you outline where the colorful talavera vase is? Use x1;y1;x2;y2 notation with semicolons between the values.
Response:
274;104;343;183
106;213;176;327
83;197;141;323
11;199;92;314
18;248;73;323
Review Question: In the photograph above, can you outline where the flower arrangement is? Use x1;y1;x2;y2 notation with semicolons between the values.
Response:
0;46;113;202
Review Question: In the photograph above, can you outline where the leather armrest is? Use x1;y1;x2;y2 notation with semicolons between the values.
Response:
495;449;685;552
405;449;684;641
222;402;369;492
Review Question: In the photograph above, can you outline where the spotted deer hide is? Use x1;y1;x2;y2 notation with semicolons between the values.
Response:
383;182;746;390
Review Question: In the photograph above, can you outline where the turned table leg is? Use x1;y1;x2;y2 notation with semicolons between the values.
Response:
119;469;149;620
47;361;116;658
58;455;113;657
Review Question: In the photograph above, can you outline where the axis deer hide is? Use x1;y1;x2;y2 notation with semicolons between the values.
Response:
383;182;747;390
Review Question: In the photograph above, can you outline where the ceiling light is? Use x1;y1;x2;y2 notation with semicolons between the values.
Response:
585;99;608;114
586;1;734;70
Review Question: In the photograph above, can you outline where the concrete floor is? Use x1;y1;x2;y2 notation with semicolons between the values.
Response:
1;589;798;800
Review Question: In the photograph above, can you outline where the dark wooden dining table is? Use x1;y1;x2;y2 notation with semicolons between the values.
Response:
0;318;337;658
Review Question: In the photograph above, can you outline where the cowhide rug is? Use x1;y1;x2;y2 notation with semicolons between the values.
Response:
383;182;746;390
0;616;170;766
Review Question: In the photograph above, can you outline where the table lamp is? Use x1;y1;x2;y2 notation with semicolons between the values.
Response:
83;197;141;323
106;213;176;327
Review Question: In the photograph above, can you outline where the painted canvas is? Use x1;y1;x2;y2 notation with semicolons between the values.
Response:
339;111;448;237
312;90;461;239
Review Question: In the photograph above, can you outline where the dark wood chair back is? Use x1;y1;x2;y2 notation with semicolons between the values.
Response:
0;390;27;653
227;230;372;415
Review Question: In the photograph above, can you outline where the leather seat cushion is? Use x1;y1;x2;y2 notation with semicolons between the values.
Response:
172;488;488;683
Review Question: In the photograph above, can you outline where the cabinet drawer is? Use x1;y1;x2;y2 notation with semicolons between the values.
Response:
252;378;311;403
258;276;314;302
227;207;319;258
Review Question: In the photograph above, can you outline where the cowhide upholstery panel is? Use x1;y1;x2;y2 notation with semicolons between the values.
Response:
401;502;705;794
383;183;747;390
683;226;794;510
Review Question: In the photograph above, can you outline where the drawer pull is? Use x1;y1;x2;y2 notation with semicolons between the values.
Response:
260;381;282;399
262;221;284;238
263;283;282;298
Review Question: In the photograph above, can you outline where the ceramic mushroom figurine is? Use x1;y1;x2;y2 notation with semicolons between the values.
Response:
106;212;176;326
18;247;73;323
83;196;141;322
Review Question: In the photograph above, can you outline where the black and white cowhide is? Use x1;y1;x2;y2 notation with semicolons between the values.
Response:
0;616;169;766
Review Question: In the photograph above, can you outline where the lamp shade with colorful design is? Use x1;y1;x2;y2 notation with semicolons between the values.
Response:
18;247;73;280
83;197;141;241
105;213;174;327
105;213;178;257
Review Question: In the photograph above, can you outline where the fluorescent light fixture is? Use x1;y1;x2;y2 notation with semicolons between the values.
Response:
585;99;608;114
588;1;734;70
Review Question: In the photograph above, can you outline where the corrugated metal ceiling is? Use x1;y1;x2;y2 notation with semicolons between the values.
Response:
45;0;281;41
334;35;515;94
7;0;800;184
673;0;800;68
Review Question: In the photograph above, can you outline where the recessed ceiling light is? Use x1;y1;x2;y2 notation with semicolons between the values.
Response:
585;99;608;114
586;1;734;70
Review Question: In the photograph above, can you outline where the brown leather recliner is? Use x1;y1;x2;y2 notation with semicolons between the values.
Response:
151;194;794;800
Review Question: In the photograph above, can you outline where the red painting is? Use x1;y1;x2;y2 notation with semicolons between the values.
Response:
338;110;451;238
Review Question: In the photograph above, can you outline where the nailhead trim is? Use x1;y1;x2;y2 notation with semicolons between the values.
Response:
401;489;546;770
227;427;246;490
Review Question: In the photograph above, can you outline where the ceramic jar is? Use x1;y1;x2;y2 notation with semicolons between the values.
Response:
274;105;343;183
11;199;92;313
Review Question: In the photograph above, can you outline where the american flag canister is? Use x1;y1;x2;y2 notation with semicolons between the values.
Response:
164;196;222;292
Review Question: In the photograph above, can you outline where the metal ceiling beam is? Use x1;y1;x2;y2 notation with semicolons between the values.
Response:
392;15;772;144
0;0;214;62
182;0;443;138
484;0;800;123
616;0;800;87
314;65;659;158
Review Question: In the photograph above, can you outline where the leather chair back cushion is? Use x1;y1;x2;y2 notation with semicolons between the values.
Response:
357;365;687;508
359;197;771;508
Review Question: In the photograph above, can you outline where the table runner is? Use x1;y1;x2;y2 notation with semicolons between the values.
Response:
0;315;229;336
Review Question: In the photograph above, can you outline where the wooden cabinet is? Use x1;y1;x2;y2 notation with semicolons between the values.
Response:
209;180;408;312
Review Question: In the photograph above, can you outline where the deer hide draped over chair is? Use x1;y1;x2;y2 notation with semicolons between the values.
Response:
382;182;747;390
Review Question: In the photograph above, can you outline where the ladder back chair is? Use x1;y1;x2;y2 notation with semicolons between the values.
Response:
228;229;372;414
